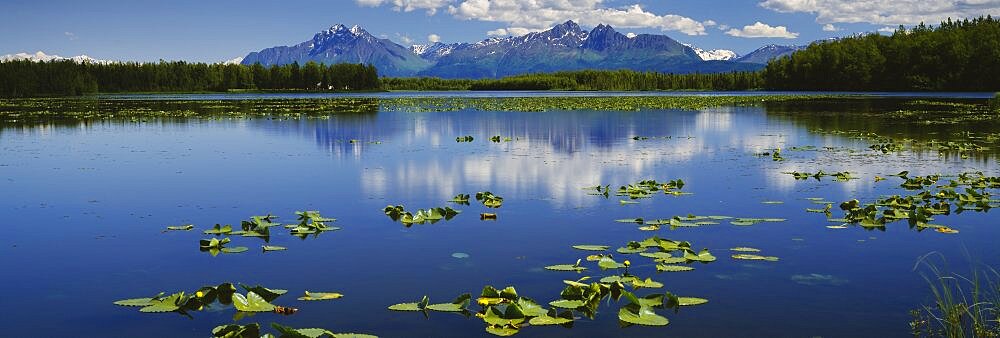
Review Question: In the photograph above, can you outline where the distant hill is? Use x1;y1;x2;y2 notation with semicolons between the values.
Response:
242;21;803;78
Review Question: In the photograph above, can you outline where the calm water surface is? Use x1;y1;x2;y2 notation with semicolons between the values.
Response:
1;94;998;337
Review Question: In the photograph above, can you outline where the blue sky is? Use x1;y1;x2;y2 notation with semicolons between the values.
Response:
2;0;998;62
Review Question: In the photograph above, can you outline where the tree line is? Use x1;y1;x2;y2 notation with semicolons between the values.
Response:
384;70;764;91
0;60;379;97
764;16;1000;91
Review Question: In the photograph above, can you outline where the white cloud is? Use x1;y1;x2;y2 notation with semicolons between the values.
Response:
725;21;799;38
427;33;441;42
878;26;898;33
759;0;1000;26
358;0;710;36
64;31;77;41
395;33;414;44
355;0;452;15
717;24;730;31
486;27;537;36
626;32;637;38
822;23;840;31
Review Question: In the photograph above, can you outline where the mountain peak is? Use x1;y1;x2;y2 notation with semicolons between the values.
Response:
350;24;364;36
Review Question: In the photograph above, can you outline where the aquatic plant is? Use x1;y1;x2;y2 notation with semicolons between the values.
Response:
911;253;1000;338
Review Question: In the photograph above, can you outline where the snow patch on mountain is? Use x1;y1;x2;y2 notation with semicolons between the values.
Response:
223;56;244;65
682;44;739;61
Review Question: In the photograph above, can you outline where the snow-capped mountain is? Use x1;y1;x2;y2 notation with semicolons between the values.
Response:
0;51;110;64
242;22;791;78
410;42;456;60
683;44;739;61
241;24;430;76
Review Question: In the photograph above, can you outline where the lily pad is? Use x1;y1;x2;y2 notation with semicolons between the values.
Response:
262;245;287;252
549;299;585;309
528;308;574;326
204;224;233;235
683;248;716;263
232;292;276;312
676;297;709;306
298;291;343;301
545;259;587;272
618;292;669;326
729;247;761;252
388;295;429;311
656;264;694;272
166;224;194;231
426;293;471;312
139;292;187;313
572;245;609;251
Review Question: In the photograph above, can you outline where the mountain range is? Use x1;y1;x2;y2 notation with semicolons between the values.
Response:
0;51;111;64
241;21;806;78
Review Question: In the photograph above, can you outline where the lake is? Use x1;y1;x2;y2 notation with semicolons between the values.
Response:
1;92;998;337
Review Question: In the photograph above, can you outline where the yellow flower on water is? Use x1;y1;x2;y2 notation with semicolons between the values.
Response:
624;260;631;267
196;291;204;298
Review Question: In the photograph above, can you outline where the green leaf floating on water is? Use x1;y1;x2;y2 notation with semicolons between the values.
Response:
545;259;586;272
515;297;548;317
204;224;232;235
298;291;343;301
139;292;188;313
618;292;669;326
270;323;379;338
549;299;585;309
571;244;609;251
598;256;627;270
262;245;287;252
114;292;165;307
484;325;519;337
212;323;261;338
166;224;194;231
683;249;716;262
240;284;287;302
639;252;673;259
232;291;276;312
425;293;471;312
656;264;694;272
388;295;429;311
676;297;709;306
528;308;574;326
616;241;647;254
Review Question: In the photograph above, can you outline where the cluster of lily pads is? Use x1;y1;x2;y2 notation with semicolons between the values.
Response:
114;282;365;337
589;179;688;201
475;191;504;208
818;172;999;233
490;135;512;143
386;236;714;336
615;214;785;230
113;282;341;316
389;283;705;336
212;323;376;338
383;205;460;226
784;170;857;181
170;211;340;255
455;136;474;142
